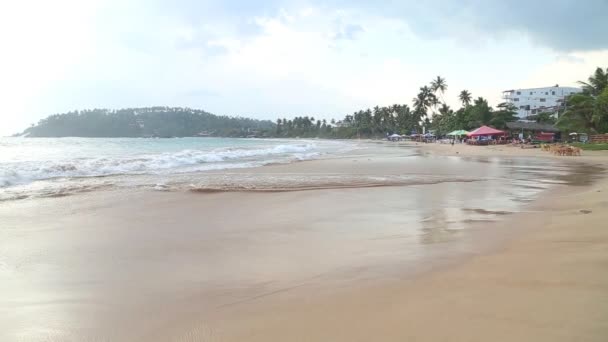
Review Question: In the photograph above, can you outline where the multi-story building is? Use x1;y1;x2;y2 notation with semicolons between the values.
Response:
502;85;582;120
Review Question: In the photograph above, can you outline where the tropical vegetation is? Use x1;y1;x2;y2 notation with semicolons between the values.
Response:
22;107;276;138
557;67;608;134
21;67;607;138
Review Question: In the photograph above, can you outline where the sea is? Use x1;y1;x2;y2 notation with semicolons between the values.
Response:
0;137;354;201
0;136;596;204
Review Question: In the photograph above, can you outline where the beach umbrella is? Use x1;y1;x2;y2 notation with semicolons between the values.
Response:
447;130;469;136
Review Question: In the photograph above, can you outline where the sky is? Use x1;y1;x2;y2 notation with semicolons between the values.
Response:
0;0;607;135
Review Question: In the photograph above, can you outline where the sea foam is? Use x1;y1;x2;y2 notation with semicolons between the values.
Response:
0;143;319;188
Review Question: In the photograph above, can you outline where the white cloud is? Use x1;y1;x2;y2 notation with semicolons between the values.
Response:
0;1;605;136
523;50;608;89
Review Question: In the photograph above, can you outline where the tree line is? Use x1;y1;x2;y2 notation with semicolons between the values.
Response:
21;67;607;138
276;76;519;139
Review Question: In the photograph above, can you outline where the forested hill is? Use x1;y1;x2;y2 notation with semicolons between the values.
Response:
22;107;276;138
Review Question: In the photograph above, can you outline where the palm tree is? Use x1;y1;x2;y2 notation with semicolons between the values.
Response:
412;86;437;131
557;87;608;133
413;86;435;111
557;94;596;132
491;103;518;129
431;76;447;102
462;97;493;128
578;67;608;96
438;103;452;116
558;67;608;133
459;90;472;107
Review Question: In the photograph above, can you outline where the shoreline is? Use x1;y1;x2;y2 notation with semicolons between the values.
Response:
206;143;608;342
1;142;607;341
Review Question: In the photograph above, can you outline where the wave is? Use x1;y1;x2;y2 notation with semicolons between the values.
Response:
0;143;319;188
185;174;483;193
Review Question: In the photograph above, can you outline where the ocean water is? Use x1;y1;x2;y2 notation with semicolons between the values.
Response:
0;137;596;203
0;137;353;200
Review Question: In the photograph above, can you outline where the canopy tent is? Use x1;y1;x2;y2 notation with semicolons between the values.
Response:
447;130;469;136
467;125;506;137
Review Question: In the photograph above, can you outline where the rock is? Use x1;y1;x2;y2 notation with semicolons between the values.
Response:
580;209;592;214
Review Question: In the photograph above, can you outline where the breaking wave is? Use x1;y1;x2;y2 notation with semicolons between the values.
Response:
0;143;319;188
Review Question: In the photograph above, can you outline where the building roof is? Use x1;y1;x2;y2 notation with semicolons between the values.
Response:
506;121;560;132
467;125;506;137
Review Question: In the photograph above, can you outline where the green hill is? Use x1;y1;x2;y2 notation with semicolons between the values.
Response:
23;107;276;138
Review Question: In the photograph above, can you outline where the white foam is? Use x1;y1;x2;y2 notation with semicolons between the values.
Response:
0;142;326;188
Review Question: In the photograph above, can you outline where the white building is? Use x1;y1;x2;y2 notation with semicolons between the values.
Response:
502;85;582;120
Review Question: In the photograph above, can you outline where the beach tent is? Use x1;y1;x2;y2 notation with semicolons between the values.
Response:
466;125;506;137
447;130;469;136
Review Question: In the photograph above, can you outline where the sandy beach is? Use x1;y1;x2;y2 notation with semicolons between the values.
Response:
210;144;608;342
1;141;607;341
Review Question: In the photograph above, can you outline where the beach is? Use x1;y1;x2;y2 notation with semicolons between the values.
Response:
1;140;607;341
205;143;608;342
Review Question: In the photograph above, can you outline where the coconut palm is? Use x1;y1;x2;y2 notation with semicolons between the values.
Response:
431;76;447;97
430;76;448;107
559;67;608;133
558;87;608;133
578;67;608;96
459;90;472;107
438;103;452;116
412;86;438;130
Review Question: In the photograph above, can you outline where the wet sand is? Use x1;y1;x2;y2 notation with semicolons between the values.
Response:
1;143;607;341
209;144;608;342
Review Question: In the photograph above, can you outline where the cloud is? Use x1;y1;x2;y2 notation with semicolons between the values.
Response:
1;0;606;136
105;1;608;53
332;0;608;52
333;24;364;41
555;54;586;64
461;0;607;52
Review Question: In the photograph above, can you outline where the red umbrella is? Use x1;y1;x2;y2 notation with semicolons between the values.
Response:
466;125;506;137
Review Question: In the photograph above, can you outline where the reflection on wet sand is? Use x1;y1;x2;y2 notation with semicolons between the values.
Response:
0;147;603;342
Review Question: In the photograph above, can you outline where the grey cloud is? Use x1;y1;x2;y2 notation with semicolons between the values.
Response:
113;0;608;53
325;0;608;52
462;0;607;52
